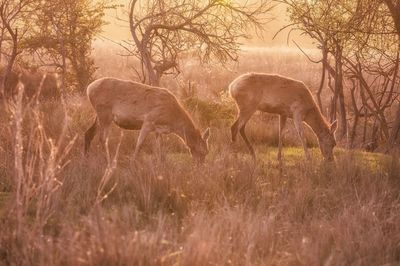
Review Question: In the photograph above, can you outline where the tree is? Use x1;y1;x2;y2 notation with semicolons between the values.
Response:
280;0;399;146
0;0;37;96
126;0;273;86
24;0;112;92
280;0;357;138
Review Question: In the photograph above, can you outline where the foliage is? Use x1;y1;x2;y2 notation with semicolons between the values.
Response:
183;92;235;126
23;0;112;92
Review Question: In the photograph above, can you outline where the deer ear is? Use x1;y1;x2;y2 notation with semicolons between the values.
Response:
330;120;338;133
202;127;210;141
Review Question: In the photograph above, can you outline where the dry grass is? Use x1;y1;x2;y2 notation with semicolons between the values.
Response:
1;46;400;265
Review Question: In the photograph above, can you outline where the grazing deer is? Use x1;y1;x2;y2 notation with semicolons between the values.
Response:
84;77;210;163
229;73;337;161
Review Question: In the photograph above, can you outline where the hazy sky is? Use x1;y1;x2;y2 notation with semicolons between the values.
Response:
100;1;313;48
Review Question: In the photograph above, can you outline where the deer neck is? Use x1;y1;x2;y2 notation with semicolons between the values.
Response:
304;108;330;141
174;118;200;149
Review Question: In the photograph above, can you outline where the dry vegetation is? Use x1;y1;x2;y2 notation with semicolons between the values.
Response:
1;46;400;265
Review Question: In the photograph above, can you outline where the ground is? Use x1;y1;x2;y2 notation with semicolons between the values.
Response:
1;134;399;265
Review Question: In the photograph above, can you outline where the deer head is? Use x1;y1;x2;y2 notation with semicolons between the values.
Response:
189;128;211;164
319;120;338;161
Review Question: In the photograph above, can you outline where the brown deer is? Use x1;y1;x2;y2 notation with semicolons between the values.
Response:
84;77;210;163
0;66;59;100
229;73;337;161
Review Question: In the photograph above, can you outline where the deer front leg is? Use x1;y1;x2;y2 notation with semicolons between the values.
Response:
96;108;113;155
133;121;154;160
278;115;287;162
293;113;310;160
154;133;165;162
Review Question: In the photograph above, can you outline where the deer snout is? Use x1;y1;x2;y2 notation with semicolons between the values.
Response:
192;153;206;165
325;154;335;162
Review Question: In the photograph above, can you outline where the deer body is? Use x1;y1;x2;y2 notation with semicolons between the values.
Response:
0;66;59;100
85;77;210;162
229;73;337;161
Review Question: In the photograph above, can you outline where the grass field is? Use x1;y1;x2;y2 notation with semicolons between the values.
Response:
1;46;400;265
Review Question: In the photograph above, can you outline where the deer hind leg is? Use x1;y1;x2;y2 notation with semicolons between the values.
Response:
84;117;98;155
231;118;240;142
231;106;253;142
234;109;256;159
293;113;310;159
240;126;256;159
278;115;287;162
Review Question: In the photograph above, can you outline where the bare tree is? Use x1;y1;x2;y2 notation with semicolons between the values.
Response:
277;0;356;138
279;0;399;147
125;0;273;86
383;0;400;149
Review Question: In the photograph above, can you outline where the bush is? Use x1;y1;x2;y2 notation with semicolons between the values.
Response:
183;93;235;127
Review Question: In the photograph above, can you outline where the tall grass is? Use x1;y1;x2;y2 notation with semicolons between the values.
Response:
1;46;399;265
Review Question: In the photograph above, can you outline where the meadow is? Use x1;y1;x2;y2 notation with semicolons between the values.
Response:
0;45;399;265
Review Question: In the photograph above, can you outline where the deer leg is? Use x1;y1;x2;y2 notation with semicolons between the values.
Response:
231;118;240;142
232;107;255;141
239;125;255;159
278;115;287;162
98;124;111;156
98;123;111;146
133;121;154;160
84;117;98;155
96;110;113;155
236;110;256;159
293;113;310;159
154;133;165;162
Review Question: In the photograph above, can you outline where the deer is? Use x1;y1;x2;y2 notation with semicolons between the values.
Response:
0;65;59;100
84;77;210;163
229;73;338;161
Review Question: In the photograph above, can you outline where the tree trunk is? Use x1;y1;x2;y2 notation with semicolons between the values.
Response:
349;79;360;148
0;28;4;64
2;28;18;97
384;0;400;150
144;56;160;86
317;46;328;112
384;0;400;34
129;1;159;86
335;44;347;139
389;103;400;147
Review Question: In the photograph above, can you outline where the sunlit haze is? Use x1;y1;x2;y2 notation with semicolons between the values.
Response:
101;1;314;48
